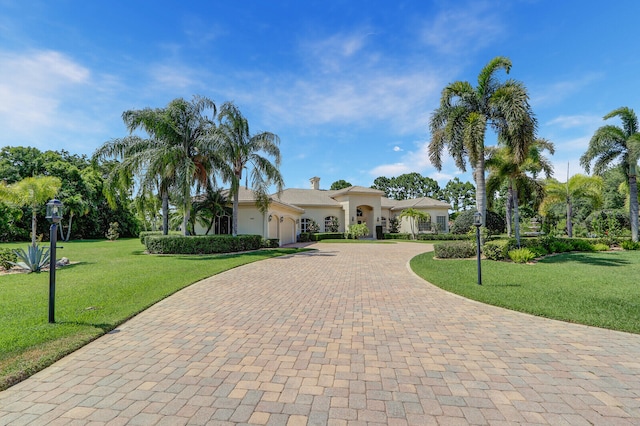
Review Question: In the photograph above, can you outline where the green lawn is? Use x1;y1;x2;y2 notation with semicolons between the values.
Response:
0;238;303;390
411;250;640;334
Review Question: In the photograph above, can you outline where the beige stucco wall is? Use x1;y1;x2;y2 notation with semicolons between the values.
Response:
391;207;450;234
299;206;345;232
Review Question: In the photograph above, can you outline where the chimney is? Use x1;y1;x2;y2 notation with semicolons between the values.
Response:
310;176;320;190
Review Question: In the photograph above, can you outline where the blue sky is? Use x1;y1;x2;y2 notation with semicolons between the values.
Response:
1;1;639;191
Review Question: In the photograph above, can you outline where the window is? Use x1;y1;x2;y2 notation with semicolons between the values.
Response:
300;218;311;233
381;216;387;231
325;216;339;232
357;208;363;217
436;216;447;231
418;218;431;232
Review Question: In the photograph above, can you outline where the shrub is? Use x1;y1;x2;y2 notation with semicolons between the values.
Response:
311;232;345;241
297;232;311;243
383;233;411;240
417;233;474;241
0;248;17;270
261;238;280;248
434;241;476;259
593;243;610;251
105;222;120;241
482;241;506;261
139;230;181;245
347;223;369;239
549;240;573;253
527;245;548;257
508;248;536;263
567;239;594;252
451;210;505;235
587;210;630;235
621;240;640;250
145;234;262;254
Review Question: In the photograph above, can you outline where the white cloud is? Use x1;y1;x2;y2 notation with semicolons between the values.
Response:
0;50;93;142
531;73;602;107
546;114;601;129
421;3;504;54
393;146;402;152
370;162;412;177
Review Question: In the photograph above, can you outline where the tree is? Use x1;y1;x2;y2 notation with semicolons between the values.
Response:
61;194;89;241
2;176;61;246
398;208;430;240
192;187;230;235
486;138;554;246
429;56;536;226
371;173;440;200
330;179;352;190
581;107;640;242
94;95;217;236
443;177;476;214
539;175;603;237
213;102;284;236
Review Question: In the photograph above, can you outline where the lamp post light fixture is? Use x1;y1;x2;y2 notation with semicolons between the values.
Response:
473;211;482;286
46;199;64;323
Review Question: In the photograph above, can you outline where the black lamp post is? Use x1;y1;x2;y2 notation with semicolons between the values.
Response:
46;199;63;323
473;211;482;286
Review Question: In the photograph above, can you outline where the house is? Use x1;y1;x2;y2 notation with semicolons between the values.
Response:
194;177;450;245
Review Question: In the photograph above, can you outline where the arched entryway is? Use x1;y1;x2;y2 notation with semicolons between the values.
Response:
356;205;374;238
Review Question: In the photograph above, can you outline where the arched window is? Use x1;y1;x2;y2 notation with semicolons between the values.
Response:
300;218;312;233
324;216;339;232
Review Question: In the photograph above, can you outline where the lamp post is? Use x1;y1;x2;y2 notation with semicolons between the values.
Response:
46;199;63;323
473;211;482;286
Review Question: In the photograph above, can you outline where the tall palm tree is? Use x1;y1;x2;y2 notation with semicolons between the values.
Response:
1;176;61;246
94;95;217;235
398;208;430;240
192;187;230;235
539;174;603;237
429;56;536;226
61;194;89;241
581;107;640;242
213;102;284;236
487;138;554;246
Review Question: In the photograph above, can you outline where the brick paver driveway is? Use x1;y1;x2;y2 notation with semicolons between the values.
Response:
1;242;640;425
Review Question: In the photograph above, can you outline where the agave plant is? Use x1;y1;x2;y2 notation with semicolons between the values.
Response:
10;244;51;273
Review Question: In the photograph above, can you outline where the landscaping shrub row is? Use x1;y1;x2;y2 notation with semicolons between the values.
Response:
310;232;346;241
0;248;17;270
144;234;263;254
481;235;625;261
383;233;471;241
433;241;476;259
139;230;181;245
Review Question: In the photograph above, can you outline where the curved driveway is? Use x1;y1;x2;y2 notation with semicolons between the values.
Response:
1;243;640;425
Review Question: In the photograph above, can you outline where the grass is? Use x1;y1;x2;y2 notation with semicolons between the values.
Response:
0;238;304;390
411;250;640;334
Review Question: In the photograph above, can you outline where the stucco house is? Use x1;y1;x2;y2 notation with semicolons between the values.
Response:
194;177;450;245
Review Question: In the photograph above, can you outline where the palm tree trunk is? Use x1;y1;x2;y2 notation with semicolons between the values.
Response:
512;179;521;247
65;213;74;242
31;210;37;247
475;159;487;227
566;198;573;238
629;165;639;242
506;187;513;237
182;200;190;236
161;190;169;235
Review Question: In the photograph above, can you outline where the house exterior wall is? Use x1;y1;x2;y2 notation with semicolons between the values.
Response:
333;194;382;238
298;206;344;233
391;207;450;234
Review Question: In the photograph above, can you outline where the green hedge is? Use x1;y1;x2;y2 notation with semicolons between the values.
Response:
144;234;263;254
139;230;181;245
383;233;411;240
261;238;280;248
311;232;346;241
417;234;472;241
434;241;476;259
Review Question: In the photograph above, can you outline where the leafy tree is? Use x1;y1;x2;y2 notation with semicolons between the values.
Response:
443;177;476;213
1;176;61;246
581;107;640;242
429;56;536;226
451;209;505;235
398;208;430;240
330;179;352;190
371;172;440;200
213;102;284;236
539;175;603;237
486;139;554;246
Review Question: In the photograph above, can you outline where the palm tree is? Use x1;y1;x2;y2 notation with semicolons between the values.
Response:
581;107;640;242
398;208;430;240
429;56;536;226
1;176;61;246
192;187;230;235
94;95;217;236
61;194;89;241
487;138;554;246
539;174;603;237
212;102;284;236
